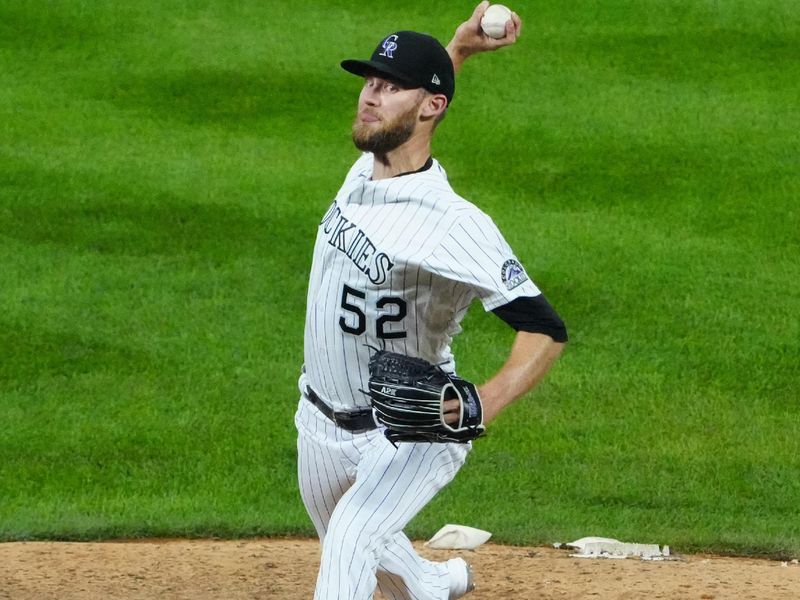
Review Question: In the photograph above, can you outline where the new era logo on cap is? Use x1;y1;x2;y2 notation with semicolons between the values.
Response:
432;74;441;85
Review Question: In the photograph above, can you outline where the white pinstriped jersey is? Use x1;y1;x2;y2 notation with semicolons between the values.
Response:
301;152;541;411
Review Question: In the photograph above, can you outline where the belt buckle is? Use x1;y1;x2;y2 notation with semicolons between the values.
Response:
330;409;347;429
333;409;367;431
333;411;355;430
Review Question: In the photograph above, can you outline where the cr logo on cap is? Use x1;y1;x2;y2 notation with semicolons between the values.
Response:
379;34;399;58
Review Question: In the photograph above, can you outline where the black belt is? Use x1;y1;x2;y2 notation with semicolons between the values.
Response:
305;387;377;432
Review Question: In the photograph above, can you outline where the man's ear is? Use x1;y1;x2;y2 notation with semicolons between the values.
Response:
420;93;448;120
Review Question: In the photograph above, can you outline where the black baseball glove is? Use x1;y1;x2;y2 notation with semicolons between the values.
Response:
367;350;485;444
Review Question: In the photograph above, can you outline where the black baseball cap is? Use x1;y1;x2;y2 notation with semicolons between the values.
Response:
341;31;455;104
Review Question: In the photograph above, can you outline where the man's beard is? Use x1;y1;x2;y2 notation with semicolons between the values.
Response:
352;101;420;156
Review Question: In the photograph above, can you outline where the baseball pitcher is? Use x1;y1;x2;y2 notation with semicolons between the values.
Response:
294;3;567;598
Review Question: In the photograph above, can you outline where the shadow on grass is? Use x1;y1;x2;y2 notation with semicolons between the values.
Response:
577;29;800;88
1;158;308;263
93;65;351;129
0;323;159;387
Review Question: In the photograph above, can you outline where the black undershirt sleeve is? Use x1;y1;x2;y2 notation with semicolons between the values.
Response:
491;295;568;343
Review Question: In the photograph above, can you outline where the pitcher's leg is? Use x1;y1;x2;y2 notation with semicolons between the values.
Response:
314;439;468;600
295;399;356;539
375;532;449;600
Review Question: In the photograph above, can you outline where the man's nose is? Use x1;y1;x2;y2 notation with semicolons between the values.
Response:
362;85;380;106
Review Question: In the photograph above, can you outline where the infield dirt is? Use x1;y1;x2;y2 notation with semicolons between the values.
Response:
1;538;799;599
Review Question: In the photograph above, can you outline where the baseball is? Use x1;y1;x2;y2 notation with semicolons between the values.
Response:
480;4;513;39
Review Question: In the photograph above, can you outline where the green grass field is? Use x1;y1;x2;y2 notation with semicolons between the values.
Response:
1;0;798;557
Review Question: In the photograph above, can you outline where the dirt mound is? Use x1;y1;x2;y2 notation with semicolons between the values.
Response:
1;538;799;599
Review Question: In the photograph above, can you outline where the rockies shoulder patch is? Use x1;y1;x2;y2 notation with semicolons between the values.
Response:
501;259;529;290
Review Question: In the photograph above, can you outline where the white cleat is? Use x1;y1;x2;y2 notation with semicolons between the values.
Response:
447;557;475;598
466;561;475;594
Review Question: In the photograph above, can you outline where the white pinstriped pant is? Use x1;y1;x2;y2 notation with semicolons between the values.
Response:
295;397;470;600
